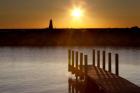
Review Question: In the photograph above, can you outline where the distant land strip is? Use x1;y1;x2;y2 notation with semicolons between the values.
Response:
0;28;140;47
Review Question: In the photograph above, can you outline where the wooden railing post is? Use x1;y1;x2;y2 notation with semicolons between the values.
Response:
103;51;106;70
68;78;71;93
80;53;83;70
76;51;78;70
97;51;100;67
115;54;119;76
93;49;95;66
72;51;74;68
108;53;112;72
80;53;83;80
72;84;74;93
84;55;88;76
68;49;71;71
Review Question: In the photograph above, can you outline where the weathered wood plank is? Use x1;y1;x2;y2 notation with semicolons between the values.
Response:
68;50;140;93
70;65;140;93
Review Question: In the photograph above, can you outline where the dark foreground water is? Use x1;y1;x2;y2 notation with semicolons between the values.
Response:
0;47;140;93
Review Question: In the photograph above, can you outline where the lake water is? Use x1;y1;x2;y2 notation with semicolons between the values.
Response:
0;47;140;93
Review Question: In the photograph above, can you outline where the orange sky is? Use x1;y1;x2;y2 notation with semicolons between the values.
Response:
0;0;140;28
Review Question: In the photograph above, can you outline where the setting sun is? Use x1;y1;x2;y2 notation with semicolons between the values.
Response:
71;7;83;18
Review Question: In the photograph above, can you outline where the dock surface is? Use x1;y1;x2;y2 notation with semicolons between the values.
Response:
68;49;140;93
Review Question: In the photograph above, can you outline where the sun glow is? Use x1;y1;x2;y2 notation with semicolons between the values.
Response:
71;7;83;18
69;6;86;28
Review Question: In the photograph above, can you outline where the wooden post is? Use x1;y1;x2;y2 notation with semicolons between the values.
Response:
76;51;78;70
72;85;74;93
80;53;83;80
93;49;95;66
84;55;88;76
80;53;83;70
103;51;106;70
76;76;78;93
115;54;119;76
72;51;74;68
68;78;71;93
68;49;71;71
108;53;112;72
97;51;100;67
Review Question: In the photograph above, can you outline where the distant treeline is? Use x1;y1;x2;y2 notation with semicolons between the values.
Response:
0;28;140;47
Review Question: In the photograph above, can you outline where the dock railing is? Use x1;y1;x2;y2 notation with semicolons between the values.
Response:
68;49;119;78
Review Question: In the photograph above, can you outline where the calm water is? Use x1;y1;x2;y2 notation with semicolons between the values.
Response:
0;47;140;93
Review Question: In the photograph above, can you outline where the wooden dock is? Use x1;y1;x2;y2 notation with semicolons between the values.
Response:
68;49;140;93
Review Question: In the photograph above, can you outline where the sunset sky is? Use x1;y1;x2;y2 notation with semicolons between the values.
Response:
0;0;140;28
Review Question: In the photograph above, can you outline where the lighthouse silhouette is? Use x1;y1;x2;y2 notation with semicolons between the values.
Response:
49;19;53;30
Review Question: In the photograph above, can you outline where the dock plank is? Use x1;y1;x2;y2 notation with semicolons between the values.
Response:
68;50;140;93
87;66;140;93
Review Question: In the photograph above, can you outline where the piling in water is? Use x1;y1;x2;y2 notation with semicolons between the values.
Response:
80;53;83;80
76;51;79;70
93;49;95;66
72;51;74;68
97;51;100;67
115;54;119;76
80;53;83;70
68;49;71;71
84;55;88;76
108;53;112;72
103;51;106;70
